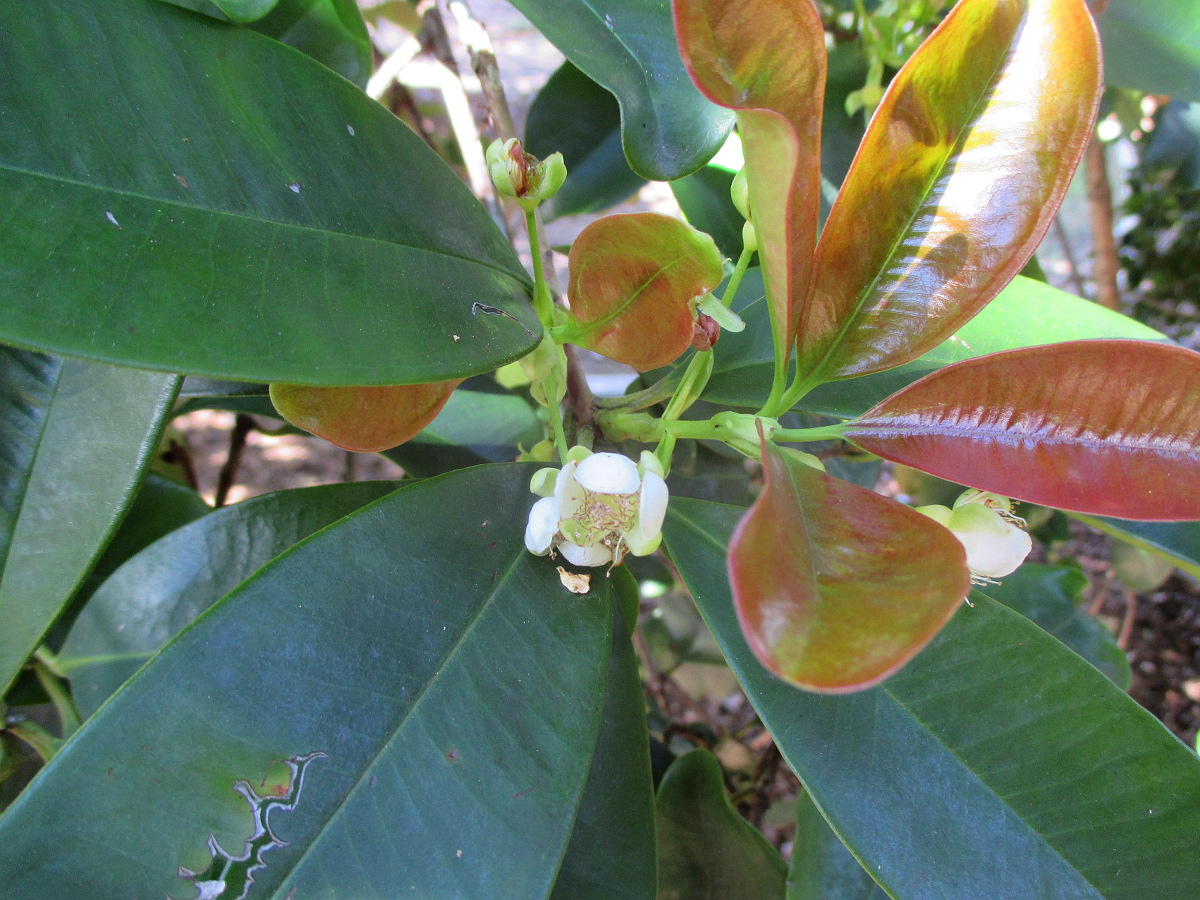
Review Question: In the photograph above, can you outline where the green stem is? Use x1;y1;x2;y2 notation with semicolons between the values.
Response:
34;659;80;738
773;423;848;443
720;247;755;309
8;720;61;764
527;210;554;327
592;373;681;410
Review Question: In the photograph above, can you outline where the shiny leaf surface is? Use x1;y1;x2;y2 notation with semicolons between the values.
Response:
980;563;1130;688
161;0;372;87
550;613;655;900
845;340;1200;520
525;61;646;220
655;749;786;900
269;379;462;452
508;0;733;180
728;442;969;692
0;350;179;695
799;0;1101;383
788;791;888;900
674;0;826;349
59;481;399;718
0;0;536;385
0;466;613;897
1098;0;1200;102
666;499;1200;899
566;213;724;371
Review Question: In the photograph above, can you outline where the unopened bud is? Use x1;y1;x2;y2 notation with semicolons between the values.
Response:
486;138;567;212
691;313;721;351
731;168;751;221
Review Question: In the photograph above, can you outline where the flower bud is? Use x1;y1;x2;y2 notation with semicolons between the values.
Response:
486;138;567;212
690;313;721;351
731;168;751;221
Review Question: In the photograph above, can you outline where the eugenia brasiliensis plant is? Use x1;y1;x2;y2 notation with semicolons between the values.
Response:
1;0;1199;896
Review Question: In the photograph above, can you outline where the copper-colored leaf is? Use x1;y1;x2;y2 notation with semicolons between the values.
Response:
673;0;825;349
844;341;1200;521
728;442;969;693
798;0;1101;384
565;213;724;371
269;380;461;453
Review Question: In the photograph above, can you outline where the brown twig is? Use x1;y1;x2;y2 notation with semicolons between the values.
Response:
1118;586;1138;650
159;435;199;492
564;343;596;440
1085;136;1123;311
214;414;255;507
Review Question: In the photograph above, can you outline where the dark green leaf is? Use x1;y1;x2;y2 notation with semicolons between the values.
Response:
507;0;734;180
979;563;1130;688
820;43;870;189
59;481;400;718
788;790;888;900
665;499;1200;900
0;466;614;897
0;349;179;694
655;748;786;900
551;612;656;900
161;0;372;87
0;0;536;385
1099;1;1200;102
526;61;647;220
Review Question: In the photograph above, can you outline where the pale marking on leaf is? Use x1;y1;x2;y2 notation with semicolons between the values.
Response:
105;210;121;229
471;302;538;338
169;751;326;900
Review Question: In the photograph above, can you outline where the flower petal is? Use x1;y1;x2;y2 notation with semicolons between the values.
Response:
554;460;586;520
574;452;641;495
559;539;613;568
524;496;560;555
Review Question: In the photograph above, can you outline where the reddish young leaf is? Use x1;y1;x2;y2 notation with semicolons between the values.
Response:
564;213;724;371
798;0;1101;385
269;380;461;453
844;341;1200;521
673;0;825;350
728;442;969;693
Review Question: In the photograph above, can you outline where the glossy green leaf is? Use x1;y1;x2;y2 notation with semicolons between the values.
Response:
799;0;1101;384
0;0;536;385
507;0;734;180
0;466;613;897
161;0;372;87
728;442;968;692
269;379;463;452
0;349;179;695
525;61;647;220
1076;515;1200;581
550;614;655;900
674;0;826;351
845;340;1200;520
670;164;744;261
707;274;1166;416
788;791;888;900
41;474;212;651
655;749;786;900
564;213;725;371
1098;0;1200;102
980;563;1130;688
59;481;399;718
665;499;1200;899
210;0;280;21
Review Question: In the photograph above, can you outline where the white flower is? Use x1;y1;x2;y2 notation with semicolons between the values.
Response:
524;448;669;567
917;490;1032;582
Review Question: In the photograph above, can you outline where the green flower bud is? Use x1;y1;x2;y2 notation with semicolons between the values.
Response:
731;168;751;221
486;138;567;212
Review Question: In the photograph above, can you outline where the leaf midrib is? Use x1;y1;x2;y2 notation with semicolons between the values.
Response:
0;162;531;289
